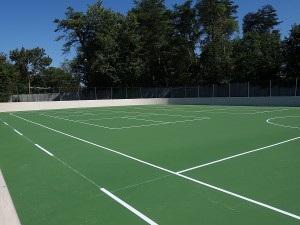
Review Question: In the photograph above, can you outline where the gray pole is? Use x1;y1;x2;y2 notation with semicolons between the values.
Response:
95;87;97;100
126;87;128;99
296;78;298;97
140;87;142;98
198;85;200;98
248;81;250;97
212;84;215;97
111;87;113;99
59;87;62;101
229;83;231;98
270;80;272;97
78;87;80;100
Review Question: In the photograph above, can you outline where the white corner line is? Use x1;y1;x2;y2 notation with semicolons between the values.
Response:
13;129;23;136
177;136;300;174
35;144;54;157
100;188;158;225
3;122;8;126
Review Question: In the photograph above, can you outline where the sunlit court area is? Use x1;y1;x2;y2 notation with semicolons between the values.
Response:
1;103;300;224
1;0;300;224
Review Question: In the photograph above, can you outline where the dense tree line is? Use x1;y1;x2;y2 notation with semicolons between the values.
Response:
1;0;300;101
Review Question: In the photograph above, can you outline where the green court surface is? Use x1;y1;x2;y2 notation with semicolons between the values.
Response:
0;105;299;225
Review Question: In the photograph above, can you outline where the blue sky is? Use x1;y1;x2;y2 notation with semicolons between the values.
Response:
1;0;300;67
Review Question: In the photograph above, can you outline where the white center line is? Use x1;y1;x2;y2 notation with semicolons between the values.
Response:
13;129;23;136
35;144;54;157
100;188;158;225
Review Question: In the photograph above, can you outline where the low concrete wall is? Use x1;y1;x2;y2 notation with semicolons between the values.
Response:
168;96;300;107
0;98;169;112
1;97;300;112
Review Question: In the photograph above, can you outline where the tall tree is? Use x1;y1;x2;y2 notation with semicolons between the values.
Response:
116;12;144;86
171;0;200;84
0;54;19;102
131;0;173;86
236;4;282;80
282;24;300;78
243;4;281;34
54;0;123;87
195;0;239;82
9;47;52;94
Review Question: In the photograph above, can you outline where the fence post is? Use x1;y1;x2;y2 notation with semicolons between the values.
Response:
198;85;200;98
126;87;128;99
229;83;231;98
38;87;40;102
111;87;113;99
295;78;298;97
156;87;158;98
95;87;97;100
270;80;272;97
248;81;250;97
185;85;187;98
59;87;62;101
212;84;215;97
171;87;173;98
16;86;19;102
78;87;80;100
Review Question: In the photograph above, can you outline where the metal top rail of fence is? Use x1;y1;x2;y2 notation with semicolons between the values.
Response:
8;79;300;102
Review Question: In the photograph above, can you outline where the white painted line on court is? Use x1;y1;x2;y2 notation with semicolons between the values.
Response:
3;122;8;126
175;173;300;221
13;129;23;136
41;113;209;130
177;136;300;174
267;116;300;130
100;188;158;225
109;118;210;130
35;144;54;157
12;114;174;174
11;114;300;221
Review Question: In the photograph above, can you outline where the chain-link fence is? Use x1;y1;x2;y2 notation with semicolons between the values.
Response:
7;79;300;102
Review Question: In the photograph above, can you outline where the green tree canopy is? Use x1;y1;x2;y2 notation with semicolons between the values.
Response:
282;24;300;78
9;47;52;93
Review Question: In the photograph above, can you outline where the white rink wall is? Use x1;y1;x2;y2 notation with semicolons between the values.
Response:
0;98;168;112
1;97;300;112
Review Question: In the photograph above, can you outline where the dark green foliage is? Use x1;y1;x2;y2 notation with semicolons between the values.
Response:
9;47;52;93
243;5;281;34
282;24;300;78
195;0;239;83
0;54;18;102
1;1;299;102
234;32;282;80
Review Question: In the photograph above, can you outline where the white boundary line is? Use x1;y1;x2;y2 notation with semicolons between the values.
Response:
130;106;288;115
100;188;158;225
267;116;300;130
13;129;23;136
3;122;8;126
40;113;209;130
177;136;300;174
35;144;54;157
10;113;300;221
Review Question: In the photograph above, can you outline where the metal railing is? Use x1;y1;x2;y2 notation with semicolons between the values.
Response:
8;79;300;102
